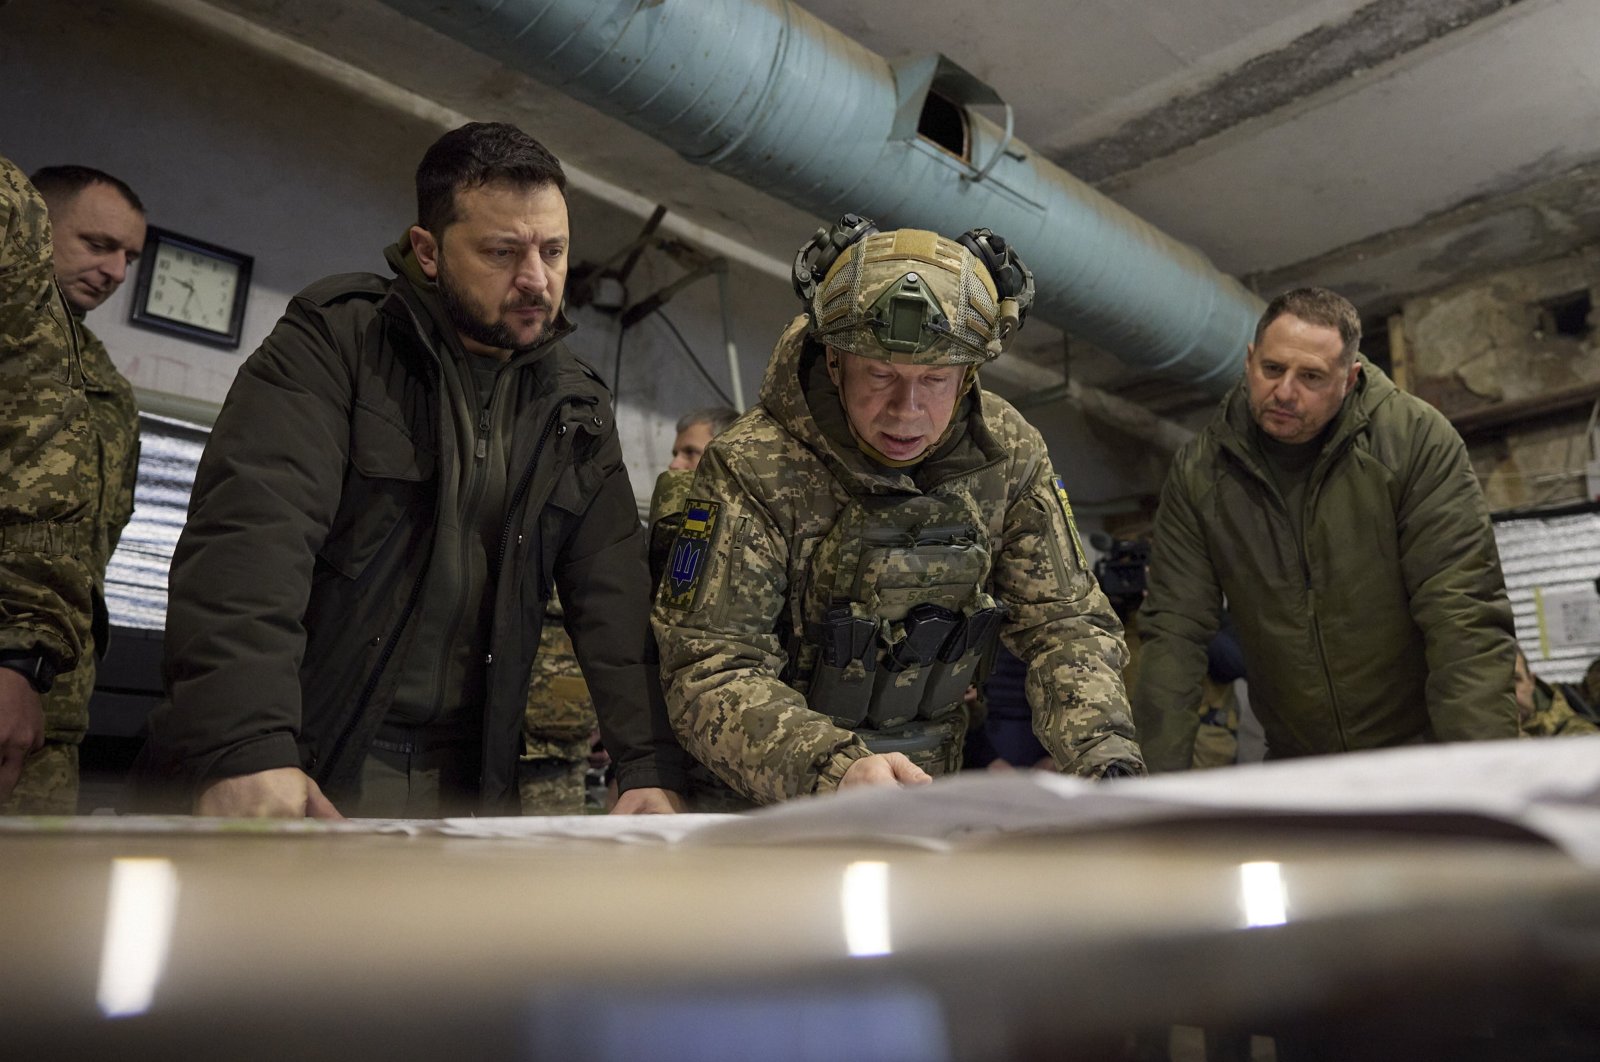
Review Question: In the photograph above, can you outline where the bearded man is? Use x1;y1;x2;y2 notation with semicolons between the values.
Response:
138;122;686;817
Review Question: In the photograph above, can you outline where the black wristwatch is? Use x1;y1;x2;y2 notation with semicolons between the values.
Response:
0;651;56;694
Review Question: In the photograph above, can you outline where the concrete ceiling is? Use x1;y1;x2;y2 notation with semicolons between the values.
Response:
159;0;1600;409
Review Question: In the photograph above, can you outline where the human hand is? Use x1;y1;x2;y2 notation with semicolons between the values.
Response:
0;668;45;801
839;752;932;790
610;786;685;815
194;767;346;820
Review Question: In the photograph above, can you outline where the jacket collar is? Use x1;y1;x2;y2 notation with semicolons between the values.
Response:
1213;352;1396;476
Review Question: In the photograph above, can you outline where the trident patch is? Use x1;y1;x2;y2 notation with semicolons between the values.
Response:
1053;476;1089;570
660;499;720;611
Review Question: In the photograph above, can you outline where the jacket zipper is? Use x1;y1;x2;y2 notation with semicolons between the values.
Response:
419;377;497;724
477;403;569;794
1228;439;1350;752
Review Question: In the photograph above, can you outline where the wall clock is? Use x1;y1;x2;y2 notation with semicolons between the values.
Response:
129;227;253;350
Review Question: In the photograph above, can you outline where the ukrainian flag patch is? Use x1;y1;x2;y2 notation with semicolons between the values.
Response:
661;499;720;612
1052;476;1089;569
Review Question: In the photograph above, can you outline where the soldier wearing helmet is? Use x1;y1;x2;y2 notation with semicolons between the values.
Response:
651;217;1143;804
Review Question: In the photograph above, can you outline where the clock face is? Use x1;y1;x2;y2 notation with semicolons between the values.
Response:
144;241;242;334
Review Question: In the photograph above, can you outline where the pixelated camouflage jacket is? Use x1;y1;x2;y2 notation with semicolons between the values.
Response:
647;467;694;584
1134;356;1520;771
40;322;139;739
652;315;1141;804
524;592;598;760
1523;682;1600;738
0;156;95;678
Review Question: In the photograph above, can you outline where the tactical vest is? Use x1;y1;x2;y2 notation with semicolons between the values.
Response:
799;490;1007;774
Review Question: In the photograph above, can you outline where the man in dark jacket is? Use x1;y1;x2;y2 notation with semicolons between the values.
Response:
1133;287;1519;771
140;123;687;817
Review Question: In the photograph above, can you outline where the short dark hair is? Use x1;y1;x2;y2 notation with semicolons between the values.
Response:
415;122;566;235
676;406;740;436
1254;287;1361;363
29;165;145;215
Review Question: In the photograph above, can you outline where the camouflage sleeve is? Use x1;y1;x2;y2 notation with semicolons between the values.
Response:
646;467;694;587
992;427;1143;777
1129;458;1221;772
651;442;866;804
0;156;95;672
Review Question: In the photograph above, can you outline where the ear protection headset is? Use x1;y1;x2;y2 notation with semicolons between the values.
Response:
792;213;879;303
791;214;1036;344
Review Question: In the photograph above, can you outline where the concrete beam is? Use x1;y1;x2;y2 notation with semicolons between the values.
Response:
1244;156;1600;315
1053;0;1526;185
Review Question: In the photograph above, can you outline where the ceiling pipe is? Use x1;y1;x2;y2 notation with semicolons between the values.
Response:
376;0;1266;393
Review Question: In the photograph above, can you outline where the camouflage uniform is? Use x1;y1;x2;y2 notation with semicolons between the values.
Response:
647;468;694;586
1190;674;1241;769
19;328;138;811
1522;682;1600;738
0;156;98;812
652;307;1142;804
518;593;599;814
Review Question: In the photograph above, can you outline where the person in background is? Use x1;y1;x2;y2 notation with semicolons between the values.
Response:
1514;649;1599;737
647;406;740;583
518;595;607;814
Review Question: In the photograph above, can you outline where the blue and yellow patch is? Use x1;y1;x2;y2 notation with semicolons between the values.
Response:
660;499;720;612
1053;476;1089;569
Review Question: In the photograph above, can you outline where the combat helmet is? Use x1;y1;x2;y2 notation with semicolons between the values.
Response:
792;214;1035;365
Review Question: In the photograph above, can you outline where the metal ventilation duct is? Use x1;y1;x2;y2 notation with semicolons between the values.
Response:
378;0;1266;392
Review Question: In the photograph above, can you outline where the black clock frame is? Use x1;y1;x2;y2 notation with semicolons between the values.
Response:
128;226;254;350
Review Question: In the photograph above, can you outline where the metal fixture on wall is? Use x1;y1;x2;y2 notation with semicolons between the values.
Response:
375;0;1266;393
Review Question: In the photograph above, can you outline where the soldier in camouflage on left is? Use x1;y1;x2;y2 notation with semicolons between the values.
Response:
653;217;1144;804
1;166;144;813
0;158;99;808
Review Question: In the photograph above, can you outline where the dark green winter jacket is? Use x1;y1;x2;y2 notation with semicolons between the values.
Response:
1133;356;1519;770
140;245;686;810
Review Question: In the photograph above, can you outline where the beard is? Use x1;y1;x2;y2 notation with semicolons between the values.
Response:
436;251;554;352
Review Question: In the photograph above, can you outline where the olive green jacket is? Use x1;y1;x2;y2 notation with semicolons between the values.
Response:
652;316;1140;803
1134;356;1519;770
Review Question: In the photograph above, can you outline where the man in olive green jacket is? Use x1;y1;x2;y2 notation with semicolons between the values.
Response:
1134;287;1519;771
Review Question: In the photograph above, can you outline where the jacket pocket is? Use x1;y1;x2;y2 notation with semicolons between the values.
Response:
545;401;608;517
317;403;432;580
